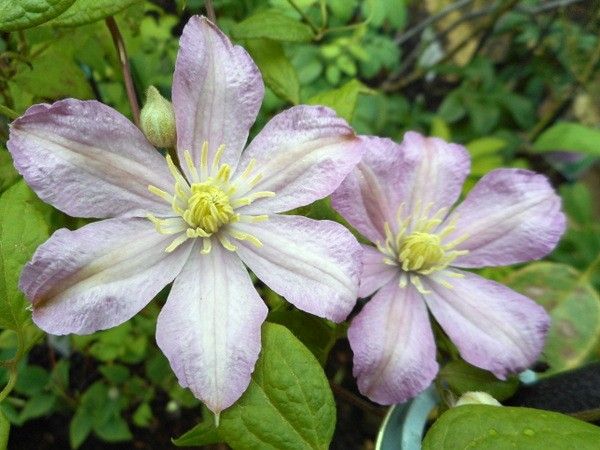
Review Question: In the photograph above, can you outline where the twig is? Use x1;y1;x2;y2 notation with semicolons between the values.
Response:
395;0;476;45
105;17;140;127
526;9;600;142
520;0;585;15
330;382;387;418
205;0;216;23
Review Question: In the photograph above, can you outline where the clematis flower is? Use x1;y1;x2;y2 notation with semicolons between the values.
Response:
8;16;363;416
332;132;565;405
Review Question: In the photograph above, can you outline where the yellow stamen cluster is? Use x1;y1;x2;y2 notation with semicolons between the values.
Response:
376;202;469;294
147;142;275;254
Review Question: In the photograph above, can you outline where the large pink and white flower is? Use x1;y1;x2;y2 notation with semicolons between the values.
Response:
8;16;362;415
332;132;565;405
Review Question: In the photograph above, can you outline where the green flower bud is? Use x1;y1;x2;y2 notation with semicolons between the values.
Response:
140;86;176;148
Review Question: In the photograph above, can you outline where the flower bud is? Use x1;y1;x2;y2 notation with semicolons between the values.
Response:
455;391;502;407
140;86;176;148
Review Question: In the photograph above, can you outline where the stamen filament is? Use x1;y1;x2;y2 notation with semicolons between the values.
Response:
165;233;189;253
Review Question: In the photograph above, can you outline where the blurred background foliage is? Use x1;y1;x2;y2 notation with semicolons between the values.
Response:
0;0;599;449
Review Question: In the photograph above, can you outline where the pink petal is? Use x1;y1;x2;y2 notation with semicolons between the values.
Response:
234;105;362;215
172;16;264;175
424;270;550;379
8;100;173;218
331;132;469;242
399;132;470;227
156;243;267;414
234;214;361;322
331;136;408;243
348;280;438;405
359;244;398;298
446;169;566;267
22;218;192;335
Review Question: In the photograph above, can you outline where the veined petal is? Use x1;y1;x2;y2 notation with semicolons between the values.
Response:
399;132;470;227
446;169;566;267
234;106;362;214
332;136;411;242
156;243;267;414
22;218;192;335
424;270;550;379
234;214;361;322
173;16;264;175
348;280;438;405
359;244;398;298
7;100;173;218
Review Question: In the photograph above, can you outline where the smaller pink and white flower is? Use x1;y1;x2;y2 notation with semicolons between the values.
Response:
8;16;363;416
332;132;565;405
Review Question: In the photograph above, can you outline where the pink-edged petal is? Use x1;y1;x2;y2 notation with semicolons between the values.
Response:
399;132;470;226
234;214;361;322
7;100;173;218
348;280;438;405
156;243;268;414
359;244;398;298
234;105;362;215
332;136;409;243
22;217;192;335
424;270;550;379
446;169;566;267
173;16;264;175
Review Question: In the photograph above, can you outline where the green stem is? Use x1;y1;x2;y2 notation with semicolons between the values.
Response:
0;104;19;120
581;253;600;284
286;0;320;36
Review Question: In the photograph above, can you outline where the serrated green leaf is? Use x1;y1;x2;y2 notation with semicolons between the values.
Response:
0;181;49;331
422;405;600;449
175;323;336;449
49;0;143;27
0;0;76;31
245;39;300;104
439;360;519;401
307;79;374;122
505;262;600;376
533;122;600;157
232;10;314;42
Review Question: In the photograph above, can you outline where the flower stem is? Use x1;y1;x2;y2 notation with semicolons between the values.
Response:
286;0;320;37
105;16;140;127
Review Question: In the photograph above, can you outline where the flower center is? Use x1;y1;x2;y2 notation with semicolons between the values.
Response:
183;182;235;233
376;202;469;294
398;232;445;272
146;142;275;254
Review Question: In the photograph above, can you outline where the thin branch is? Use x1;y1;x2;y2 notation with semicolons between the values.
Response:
330;382;387;418
205;0;216;23
105;16;140;127
395;0;476;45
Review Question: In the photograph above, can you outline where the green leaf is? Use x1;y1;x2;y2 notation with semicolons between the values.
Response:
173;419;221;447
0;181;49;331
439;360;519;402
505;262;600;376
533;122;600;157
9;44;93;104
244;39;300;104
94;415;132;442
0;410;9;450
0;0;76;31
0;150;20;194
19;393;56;422
466;137;506;176
99;364;130;385
70;408;93;449
49;0;142;27
232;10;314;42
175;323;336;449
132;402;153;428
422;405;600;449
308;79;374;122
